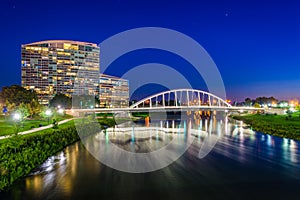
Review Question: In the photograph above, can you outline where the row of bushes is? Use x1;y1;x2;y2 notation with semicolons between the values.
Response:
0;120;101;191
232;114;300;140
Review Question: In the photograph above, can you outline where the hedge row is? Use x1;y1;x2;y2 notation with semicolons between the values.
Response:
0;121;100;191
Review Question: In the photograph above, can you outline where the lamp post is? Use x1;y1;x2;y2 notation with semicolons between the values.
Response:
13;112;22;134
45;109;52;124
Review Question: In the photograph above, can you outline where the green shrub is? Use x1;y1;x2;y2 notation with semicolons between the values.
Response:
232;114;300;140
0;121;101;191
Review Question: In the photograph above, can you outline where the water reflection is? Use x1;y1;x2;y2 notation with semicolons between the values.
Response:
18;142;103;199
1;112;300;199
94;117;222;158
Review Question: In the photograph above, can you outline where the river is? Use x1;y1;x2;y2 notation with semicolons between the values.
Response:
1;113;300;200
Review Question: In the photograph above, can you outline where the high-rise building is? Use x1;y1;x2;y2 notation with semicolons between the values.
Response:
99;74;129;108
21;40;99;104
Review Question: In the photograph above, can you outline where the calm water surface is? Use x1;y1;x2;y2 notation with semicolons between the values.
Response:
1;115;300;200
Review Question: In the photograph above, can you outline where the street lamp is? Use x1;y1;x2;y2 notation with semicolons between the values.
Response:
45;109;52;124
13;112;22;134
58;108;64;115
13;113;21;121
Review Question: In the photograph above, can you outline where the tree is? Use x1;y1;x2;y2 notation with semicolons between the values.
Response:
244;98;252;106
0;85;38;106
254;103;261;108
26;99;42;118
39;106;50;118
0;85;42;117
49;93;72;109
255;96;278;106
6;100;16;114
17;103;30;119
39;106;53;124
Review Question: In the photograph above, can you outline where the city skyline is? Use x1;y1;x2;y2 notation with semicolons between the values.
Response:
0;0;299;101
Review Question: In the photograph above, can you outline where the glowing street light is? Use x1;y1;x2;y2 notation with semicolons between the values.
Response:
289;107;295;112
13;112;21;121
58;108;64;114
45;109;52;116
45;109;52;124
13;112;22;134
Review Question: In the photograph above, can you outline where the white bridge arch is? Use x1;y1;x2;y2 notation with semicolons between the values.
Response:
130;89;231;109
71;88;264;114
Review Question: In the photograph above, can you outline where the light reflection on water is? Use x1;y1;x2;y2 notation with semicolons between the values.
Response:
1;113;300;200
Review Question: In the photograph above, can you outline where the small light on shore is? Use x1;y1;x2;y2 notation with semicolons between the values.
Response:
13;113;21;121
45;109;52;116
58;108;64;114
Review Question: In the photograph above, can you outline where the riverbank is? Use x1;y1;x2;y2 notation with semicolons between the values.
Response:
0;118;74;140
0;120;79;191
0;115;73;137
231;112;300;140
0;118;115;191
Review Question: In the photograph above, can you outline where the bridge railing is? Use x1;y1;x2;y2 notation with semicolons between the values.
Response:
130;89;232;109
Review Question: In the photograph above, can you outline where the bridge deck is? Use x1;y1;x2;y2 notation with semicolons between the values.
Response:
72;106;264;113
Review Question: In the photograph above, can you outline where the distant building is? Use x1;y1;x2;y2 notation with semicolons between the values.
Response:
21;40;99;104
99;74;129;108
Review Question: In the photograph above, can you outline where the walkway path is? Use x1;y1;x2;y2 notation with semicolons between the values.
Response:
0;118;74;140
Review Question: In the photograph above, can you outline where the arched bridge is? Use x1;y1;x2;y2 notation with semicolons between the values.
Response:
72;88;263;113
130;88;231;109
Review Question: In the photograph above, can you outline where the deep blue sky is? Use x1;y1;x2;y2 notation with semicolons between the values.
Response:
0;0;299;101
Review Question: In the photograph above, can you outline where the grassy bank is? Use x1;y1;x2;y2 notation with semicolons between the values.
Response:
0;118;115;191
0;115;73;137
231;112;300;140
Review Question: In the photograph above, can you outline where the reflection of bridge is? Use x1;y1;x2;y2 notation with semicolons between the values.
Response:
99;124;209;142
72;89;263;113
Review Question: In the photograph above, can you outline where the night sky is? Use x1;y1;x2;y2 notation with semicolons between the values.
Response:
0;0;299;101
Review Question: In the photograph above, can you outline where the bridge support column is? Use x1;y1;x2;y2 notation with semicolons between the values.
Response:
175;91;178;107
187;90;190;106
198;92;201;106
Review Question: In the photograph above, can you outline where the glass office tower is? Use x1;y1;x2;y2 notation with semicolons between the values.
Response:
21;40;99;104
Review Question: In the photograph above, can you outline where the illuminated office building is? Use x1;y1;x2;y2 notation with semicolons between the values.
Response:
21;40;99;104
99;74;129;108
